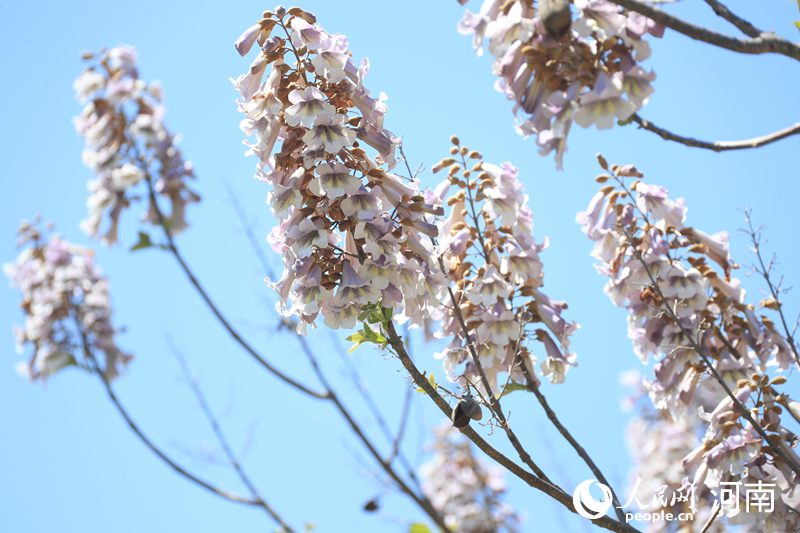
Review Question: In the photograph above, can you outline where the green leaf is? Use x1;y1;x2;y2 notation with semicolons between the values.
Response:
795;20;800;32
499;382;529;398
130;231;154;252
346;332;367;353
428;372;437;389
409;524;432;533
382;306;393;322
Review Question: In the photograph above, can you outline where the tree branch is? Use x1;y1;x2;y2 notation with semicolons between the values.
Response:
140;171;325;400
516;355;626;523
76;323;268;513
703;0;760;37
628;114;800;152
609;0;800;60
384;321;641;533
226;181;425;494
291;331;451;532
169;341;295;531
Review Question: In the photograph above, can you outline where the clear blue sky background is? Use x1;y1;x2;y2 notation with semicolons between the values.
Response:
2;1;799;532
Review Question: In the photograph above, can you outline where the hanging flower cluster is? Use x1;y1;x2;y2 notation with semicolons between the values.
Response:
431;137;578;392
458;0;662;168
74;46;199;245
421;422;520;532
234;7;445;333
4;221;131;382
578;159;800;531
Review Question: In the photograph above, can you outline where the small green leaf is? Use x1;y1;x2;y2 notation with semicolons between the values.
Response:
499;382;529;398
409;524;432;533
795;20;800;32
428;372;437;389
346;332;367;353
130;231;154;252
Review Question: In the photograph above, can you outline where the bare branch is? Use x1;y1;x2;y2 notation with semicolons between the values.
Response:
169;340;295;531
609;0;800;60
291;330;451;532
138;166;325;400
516;354;626;522
75;322;265;512
332;331;421;490
703;0;760;37
628;114;800;152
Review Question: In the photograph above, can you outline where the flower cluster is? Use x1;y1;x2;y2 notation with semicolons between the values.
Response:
74;46;198;244
421;422;520;532
431;137;578;392
4;221;131;382
579;159;800;531
234;7;445;333
458;0;662;168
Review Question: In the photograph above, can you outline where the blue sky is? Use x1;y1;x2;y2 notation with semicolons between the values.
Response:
2;1;799;532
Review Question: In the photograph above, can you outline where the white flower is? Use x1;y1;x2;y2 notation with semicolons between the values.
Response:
309;161;361;199
302;114;355;154
284;87;336;128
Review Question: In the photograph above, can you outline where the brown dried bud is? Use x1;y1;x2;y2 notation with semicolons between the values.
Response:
450;135;461;146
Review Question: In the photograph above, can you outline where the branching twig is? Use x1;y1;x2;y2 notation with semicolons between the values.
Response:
516;354;626;522
142;167;446;528
169;340;294;531
292;331;451;532
609;0;800;60
75;320;271;513
140;170;324;400
742;210;800;369
332;330;422;491
629;114;800;152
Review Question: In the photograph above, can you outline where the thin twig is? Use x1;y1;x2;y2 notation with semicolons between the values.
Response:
332;330;422;492
292;331;451;532
169;340;295;532
629;114;800;152
609;0;800;60
140;170;324;400
698;501;721;533
75;320;263;511
742;210;800;369
516;354;627;523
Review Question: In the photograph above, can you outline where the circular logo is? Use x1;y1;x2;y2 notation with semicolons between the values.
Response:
573;479;614;520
